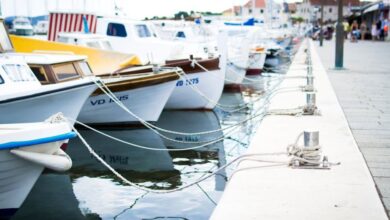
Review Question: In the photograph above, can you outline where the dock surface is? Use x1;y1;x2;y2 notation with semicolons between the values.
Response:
316;40;390;216
210;40;388;220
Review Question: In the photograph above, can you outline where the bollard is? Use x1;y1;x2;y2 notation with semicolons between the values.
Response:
152;64;160;74
304;130;319;147
306;92;316;108
303;92;317;115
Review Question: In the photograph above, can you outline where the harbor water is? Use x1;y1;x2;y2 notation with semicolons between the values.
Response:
11;56;293;220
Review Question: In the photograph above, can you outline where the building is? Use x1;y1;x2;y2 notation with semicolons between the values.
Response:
288;3;297;14
221;0;284;23
295;0;360;23
222;6;242;16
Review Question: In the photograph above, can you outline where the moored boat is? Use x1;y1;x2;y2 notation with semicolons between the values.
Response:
12;53;180;124
0;115;75;219
0;55;97;124
114;57;225;110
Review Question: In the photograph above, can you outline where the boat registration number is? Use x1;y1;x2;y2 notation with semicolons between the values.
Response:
90;95;129;106
176;77;199;87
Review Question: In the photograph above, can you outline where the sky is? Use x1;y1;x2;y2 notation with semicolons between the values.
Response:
0;0;301;19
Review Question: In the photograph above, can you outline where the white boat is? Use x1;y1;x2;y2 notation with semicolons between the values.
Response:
78;69;179;124
113;57;225;110
9;17;33;36
33;20;48;35
0;116;75;219
96;17;220;64
11;52;179;124
0;55;97;124
164;58;225;110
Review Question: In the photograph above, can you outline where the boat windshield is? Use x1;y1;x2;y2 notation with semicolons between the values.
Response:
135;24;152;38
86;40;101;49
52;63;80;81
0;75;4;84
15;21;30;26
100;40;113;50
77;61;93;76
2;64;37;82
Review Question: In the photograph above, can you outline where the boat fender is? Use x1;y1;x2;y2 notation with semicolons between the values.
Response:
10;148;72;172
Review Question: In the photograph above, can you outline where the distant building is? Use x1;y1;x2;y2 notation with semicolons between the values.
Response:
288;3;297;14
222;6;242;16
361;1;390;31
295;0;360;23
221;0;284;23
240;0;267;18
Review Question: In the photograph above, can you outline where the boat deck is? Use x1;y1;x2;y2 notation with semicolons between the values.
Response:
210;40;388;220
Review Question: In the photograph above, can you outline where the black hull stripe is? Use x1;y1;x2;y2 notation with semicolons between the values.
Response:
0;82;95;105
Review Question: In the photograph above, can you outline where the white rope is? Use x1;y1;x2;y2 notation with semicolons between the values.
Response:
74;125;287;194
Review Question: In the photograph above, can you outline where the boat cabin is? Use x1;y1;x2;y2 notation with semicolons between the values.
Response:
1;18;93;85
10;17;34;36
96;17;182;63
8;53;94;84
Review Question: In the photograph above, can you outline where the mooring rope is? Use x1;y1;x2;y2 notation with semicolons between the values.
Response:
73;125;287;194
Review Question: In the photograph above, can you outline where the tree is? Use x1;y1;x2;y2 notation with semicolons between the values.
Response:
174;11;190;20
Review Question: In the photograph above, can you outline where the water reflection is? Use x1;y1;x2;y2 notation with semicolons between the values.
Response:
67;110;228;219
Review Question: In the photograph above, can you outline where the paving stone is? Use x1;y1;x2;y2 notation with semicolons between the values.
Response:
374;177;390;198
371;168;390;178
316;40;390;214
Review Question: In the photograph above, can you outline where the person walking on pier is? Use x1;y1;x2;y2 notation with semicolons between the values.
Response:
351;20;358;42
360;21;367;40
343;20;349;39
372;23;378;41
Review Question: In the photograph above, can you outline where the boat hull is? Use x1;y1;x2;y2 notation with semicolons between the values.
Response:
246;52;267;75
0;83;96;124
0;141;65;219
225;62;246;85
165;68;224;110
78;80;176;124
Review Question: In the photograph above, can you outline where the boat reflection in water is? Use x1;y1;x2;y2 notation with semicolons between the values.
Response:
63;110;227;219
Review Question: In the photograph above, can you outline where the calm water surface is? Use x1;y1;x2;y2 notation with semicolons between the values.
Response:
12;55;293;220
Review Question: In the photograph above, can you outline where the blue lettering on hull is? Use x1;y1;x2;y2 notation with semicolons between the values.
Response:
176;77;199;87
90;95;129;106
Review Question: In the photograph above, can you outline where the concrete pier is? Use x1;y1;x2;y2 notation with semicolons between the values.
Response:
316;40;390;216
210;40;388;219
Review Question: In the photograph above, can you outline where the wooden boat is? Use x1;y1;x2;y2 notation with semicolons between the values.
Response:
0;116;74;219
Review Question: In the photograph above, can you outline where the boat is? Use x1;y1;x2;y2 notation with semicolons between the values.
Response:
114;57;225;110
33;20;48;35
9;17;33;36
0;115;75;219
51;31;226;110
96;17;209;63
10;52;179;124
0;54;97;124
246;46;267;75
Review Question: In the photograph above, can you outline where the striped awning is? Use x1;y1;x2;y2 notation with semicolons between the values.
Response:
48;12;97;41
